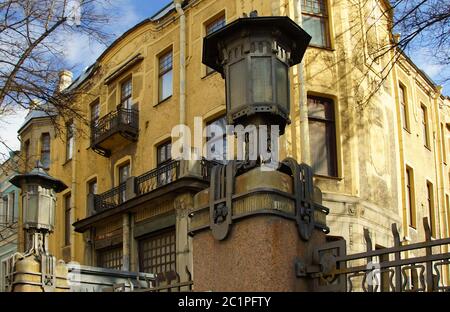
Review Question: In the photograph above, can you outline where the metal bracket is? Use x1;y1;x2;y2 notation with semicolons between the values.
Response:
209;161;238;240
281;158;316;241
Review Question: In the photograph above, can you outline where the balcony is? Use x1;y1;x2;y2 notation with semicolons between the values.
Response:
91;108;139;157
84;159;219;221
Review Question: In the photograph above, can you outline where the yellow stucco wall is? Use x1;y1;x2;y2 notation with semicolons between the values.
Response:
16;0;450;267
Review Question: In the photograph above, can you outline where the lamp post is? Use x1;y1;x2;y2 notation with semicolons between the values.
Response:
10;161;67;252
203;15;311;136
7;161;69;292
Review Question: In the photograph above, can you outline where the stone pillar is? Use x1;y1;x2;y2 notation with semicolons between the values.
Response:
122;213;130;271
174;193;194;283
129;213;138;272
190;166;327;292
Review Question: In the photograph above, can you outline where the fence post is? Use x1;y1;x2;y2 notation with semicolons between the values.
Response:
423;217;434;292
391;223;402;292
364;228;374;292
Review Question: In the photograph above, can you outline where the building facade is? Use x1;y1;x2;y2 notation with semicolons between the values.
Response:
14;0;450;283
0;151;20;291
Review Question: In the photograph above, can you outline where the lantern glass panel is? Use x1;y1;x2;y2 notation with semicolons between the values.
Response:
229;59;247;111
25;184;39;225
252;57;273;103
275;59;289;110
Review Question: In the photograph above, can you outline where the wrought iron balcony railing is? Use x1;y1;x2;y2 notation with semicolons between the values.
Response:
91;108;139;157
90;159;220;215
136;160;181;196
94;183;127;214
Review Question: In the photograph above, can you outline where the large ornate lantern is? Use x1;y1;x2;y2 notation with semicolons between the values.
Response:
10;161;67;233
202;15;311;134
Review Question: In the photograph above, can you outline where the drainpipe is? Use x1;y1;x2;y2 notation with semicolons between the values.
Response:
294;0;311;164
175;0;186;126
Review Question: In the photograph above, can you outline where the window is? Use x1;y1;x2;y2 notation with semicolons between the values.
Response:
421;104;430;148
97;246;123;270
426;181;436;237
405;167;416;229
206;116;228;163
399;84;409;131
8;192;15;222
88;179;97;196
1;196;7;224
118;162;130;203
446;194;450;237
40;133;50;169
66;122;74;161
441;123;447;163
24;140;30;171
91;100;100;126
157;141;172;185
158;51;173;102
205;15;226;75
302;0;330;48
157;142;172;165
308;96;337;177
120;78;132;109
138;227;176;274
64;194;71;246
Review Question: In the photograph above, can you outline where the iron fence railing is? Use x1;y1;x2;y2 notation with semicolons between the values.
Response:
94;183;127;213
90;108;139;145
135;160;181;195
133;268;193;293
312;217;450;292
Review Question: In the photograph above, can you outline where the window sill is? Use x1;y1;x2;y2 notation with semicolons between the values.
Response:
202;70;219;80
155;95;172;107
314;174;343;181
307;44;335;52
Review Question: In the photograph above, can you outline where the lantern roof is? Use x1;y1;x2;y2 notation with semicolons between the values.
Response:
10;161;68;193
202;16;311;74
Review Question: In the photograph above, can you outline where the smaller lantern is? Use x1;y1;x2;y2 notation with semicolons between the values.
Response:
202;15;311;134
10;161;67;233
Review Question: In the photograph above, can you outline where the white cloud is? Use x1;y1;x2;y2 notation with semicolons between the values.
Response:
0;109;28;158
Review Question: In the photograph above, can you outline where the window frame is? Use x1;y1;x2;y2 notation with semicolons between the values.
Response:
158;51;173;103
64;194;71;247
90;99;100;126
97;245;123;271
157;141;172;166
405;166;416;229
40;132;51;169
205;14;226;75
24;139;30;171
206;116;228;163
66;121;74;161
426;181;436;237
398;83;409;131
301;0;331;49
307;95;338;177
420;103;430;149
120;77;133;109
138;227;176;274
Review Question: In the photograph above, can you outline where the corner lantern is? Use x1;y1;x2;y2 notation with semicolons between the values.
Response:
10;161;67;233
202;15;311;134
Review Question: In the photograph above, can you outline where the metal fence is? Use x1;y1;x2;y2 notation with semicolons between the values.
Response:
310;217;450;292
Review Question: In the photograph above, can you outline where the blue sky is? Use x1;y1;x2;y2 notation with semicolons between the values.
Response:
1;0;449;158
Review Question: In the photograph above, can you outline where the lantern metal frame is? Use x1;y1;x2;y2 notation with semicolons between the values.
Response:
202;16;311;134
